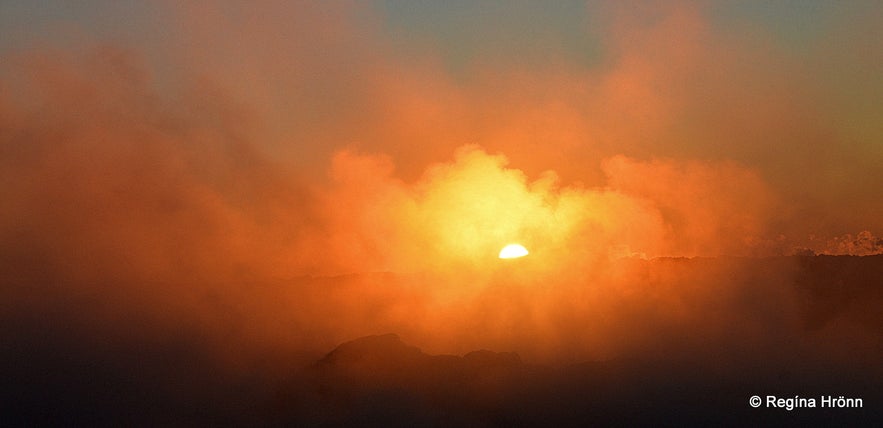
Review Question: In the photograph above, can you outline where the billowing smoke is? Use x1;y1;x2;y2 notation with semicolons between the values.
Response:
0;1;880;423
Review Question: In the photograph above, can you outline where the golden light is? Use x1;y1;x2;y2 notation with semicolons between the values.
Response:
499;244;529;259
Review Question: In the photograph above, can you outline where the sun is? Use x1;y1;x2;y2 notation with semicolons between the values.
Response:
499;244;529;259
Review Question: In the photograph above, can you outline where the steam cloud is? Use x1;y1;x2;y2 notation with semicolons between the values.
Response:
0;1;880;424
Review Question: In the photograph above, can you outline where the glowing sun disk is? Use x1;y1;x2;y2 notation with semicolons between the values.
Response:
499;244;529;259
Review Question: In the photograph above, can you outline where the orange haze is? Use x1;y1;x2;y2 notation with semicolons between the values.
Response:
1;2;880;374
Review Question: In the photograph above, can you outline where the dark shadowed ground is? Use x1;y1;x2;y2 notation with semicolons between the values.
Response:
2;255;881;426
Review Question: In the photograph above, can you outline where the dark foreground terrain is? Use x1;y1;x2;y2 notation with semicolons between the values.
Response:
2;255;881;426
277;331;880;426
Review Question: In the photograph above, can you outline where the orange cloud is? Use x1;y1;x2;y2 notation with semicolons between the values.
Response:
0;0;878;382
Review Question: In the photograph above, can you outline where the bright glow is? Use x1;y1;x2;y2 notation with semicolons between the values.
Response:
499;244;529;259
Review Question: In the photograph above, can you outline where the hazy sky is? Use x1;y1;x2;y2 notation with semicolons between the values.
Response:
2;1;880;263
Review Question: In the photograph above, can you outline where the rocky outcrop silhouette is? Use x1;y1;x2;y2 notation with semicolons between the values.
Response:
275;325;883;426
276;334;532;426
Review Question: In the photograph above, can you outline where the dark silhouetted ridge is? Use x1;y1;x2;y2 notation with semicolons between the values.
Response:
317;333;421;366
278;334;530;426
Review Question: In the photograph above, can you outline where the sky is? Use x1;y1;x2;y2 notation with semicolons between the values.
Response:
2;1;880;262
0;2;882;421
